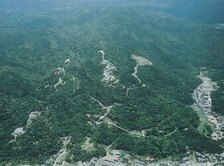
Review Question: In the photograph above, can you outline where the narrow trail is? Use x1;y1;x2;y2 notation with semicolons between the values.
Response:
89;96;145;137
132;64;142;84
109;122;144;137
10;59;74;144
52;58;79;92
90;96;106;109
131;55;152;85
90;96;118;125
164;128;178;137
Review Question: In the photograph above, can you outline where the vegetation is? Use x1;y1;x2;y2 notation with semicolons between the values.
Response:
0;0;224;164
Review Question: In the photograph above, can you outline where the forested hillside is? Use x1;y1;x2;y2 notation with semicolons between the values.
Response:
0;0;224;165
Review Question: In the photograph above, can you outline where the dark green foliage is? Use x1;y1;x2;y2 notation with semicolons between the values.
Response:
0;0;224;164
182;127;223;153
110;97;199;131
0;117;61;164
113;131;187;158
70;144;106;162
93;124;122;146
0;70;33;97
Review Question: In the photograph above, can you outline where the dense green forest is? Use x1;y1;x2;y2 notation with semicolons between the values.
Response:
0;0;224;165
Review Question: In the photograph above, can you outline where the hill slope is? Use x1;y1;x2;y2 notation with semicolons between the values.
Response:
0;0;224;165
